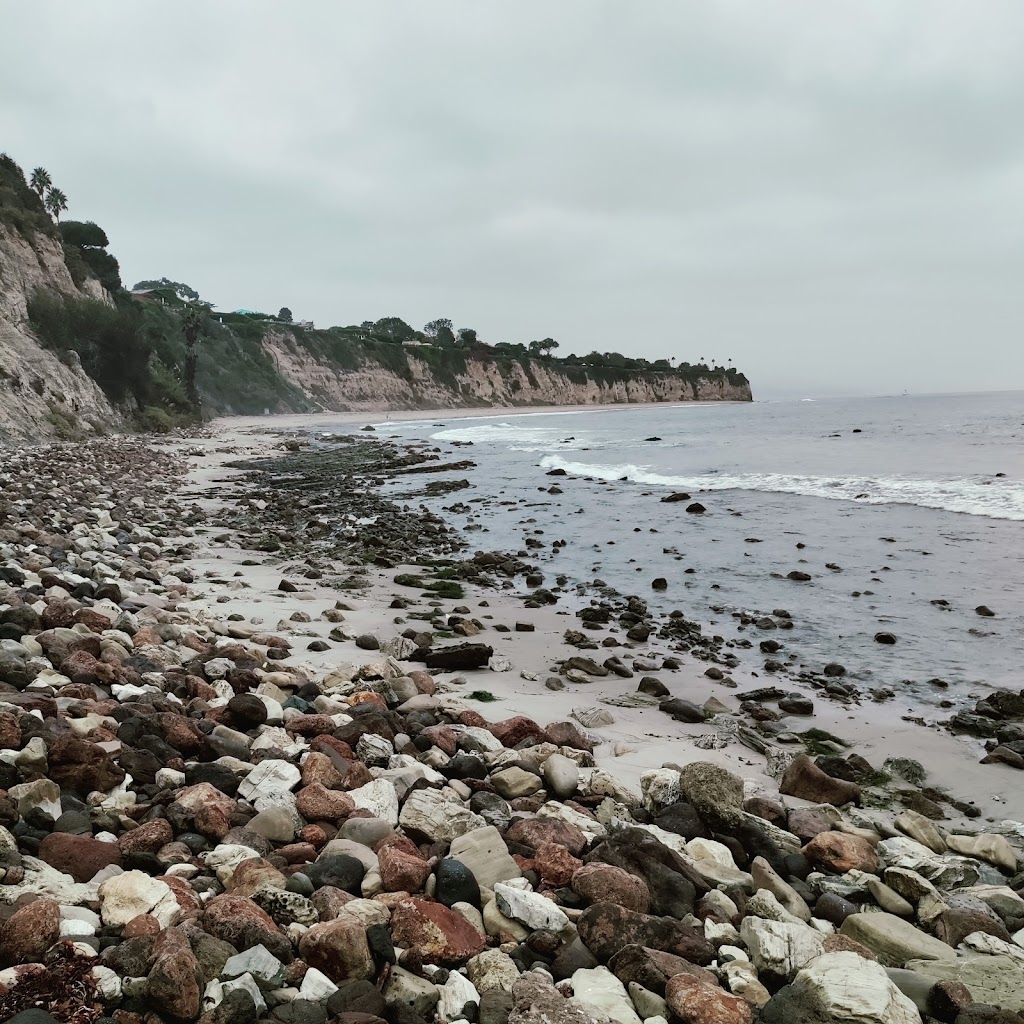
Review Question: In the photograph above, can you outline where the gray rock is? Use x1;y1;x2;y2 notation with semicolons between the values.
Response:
839;912;957;967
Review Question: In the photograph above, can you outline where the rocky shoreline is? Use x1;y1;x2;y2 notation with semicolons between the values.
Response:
1;425;1024;1024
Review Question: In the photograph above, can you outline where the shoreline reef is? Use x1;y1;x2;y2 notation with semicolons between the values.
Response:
0;418;1022;1022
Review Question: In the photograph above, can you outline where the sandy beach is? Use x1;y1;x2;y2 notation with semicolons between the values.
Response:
183;413;1024;823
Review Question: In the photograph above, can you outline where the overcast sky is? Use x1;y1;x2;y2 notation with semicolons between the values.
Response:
4;2;1023;397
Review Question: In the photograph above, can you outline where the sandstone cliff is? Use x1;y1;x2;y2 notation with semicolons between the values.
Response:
0;225;118;441
262;330;752;412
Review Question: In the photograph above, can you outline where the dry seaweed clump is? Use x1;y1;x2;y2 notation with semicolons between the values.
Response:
0;945;103;1024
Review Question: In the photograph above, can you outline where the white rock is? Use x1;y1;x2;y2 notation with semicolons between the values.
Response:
223;943;287;989
238;759;301;804
786;951;921;1024
98;870;178;927
438;970;480;1022
400;789;485;842
454;726;504;753
570;967;642;1024
357;733;394;765
92;965;122;1001
467;949;521;993
205;844;261;886
156;767;186;789
222;972;267;1015
299;966;339;1001
587;769;638;805
494;883;569;932
60;918;97;938
349;778;401;824
684;837;752;888
739;917;825;980
537;800;606;838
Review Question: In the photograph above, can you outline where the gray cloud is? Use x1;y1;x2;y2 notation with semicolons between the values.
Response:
3;0;1023;395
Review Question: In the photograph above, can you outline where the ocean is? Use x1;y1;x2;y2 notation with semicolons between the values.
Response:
368;391;1024;706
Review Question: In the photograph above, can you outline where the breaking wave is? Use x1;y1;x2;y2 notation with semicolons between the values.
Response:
538;455;1024;521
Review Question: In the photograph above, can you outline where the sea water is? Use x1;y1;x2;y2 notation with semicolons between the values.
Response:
369;391;1024;705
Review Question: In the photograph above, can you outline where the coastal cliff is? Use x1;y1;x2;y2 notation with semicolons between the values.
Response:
0;151;750;439
262;329;752;412
0;224;120;441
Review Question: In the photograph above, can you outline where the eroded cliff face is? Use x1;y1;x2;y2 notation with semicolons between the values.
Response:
263;330;752;412
0;226;118;442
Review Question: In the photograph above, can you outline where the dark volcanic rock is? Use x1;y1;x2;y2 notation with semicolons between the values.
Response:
424;643;494;671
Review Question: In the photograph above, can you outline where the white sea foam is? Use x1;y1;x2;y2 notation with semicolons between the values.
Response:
430;423;587;447
538;455;1024;521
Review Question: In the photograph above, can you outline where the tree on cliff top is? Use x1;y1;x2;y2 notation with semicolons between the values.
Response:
30;167;51;198
424;318;456;346
528;338;559;358
278;307;293;322
44;187;68;223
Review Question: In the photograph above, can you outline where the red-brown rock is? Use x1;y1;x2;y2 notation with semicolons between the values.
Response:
572;863;650;913
311;886;356;920
665;971;753;1024
488;716;548;748
145;927;204;1022
123;914;162;938
118;819;174;857
505;817;588;857
296;783;355;823
781;754;861;807
544;721;594;753
378;845;431;894
301;751;347;790
0;712;21;750
298;918;375;982
202;894;292;963
801;831;880;874
47;734;125;794
419;725;458;756
38;832;121;883
0;898;60;964
532;842;583;887
390;897;487;965
577;902;714;965
171;783;236;840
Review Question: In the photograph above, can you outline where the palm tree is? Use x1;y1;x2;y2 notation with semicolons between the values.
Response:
30;167;51;199
44;187;68;223
181;307;204;412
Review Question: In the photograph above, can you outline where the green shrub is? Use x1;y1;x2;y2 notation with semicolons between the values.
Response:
0;154;55;238
79;246;121;293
